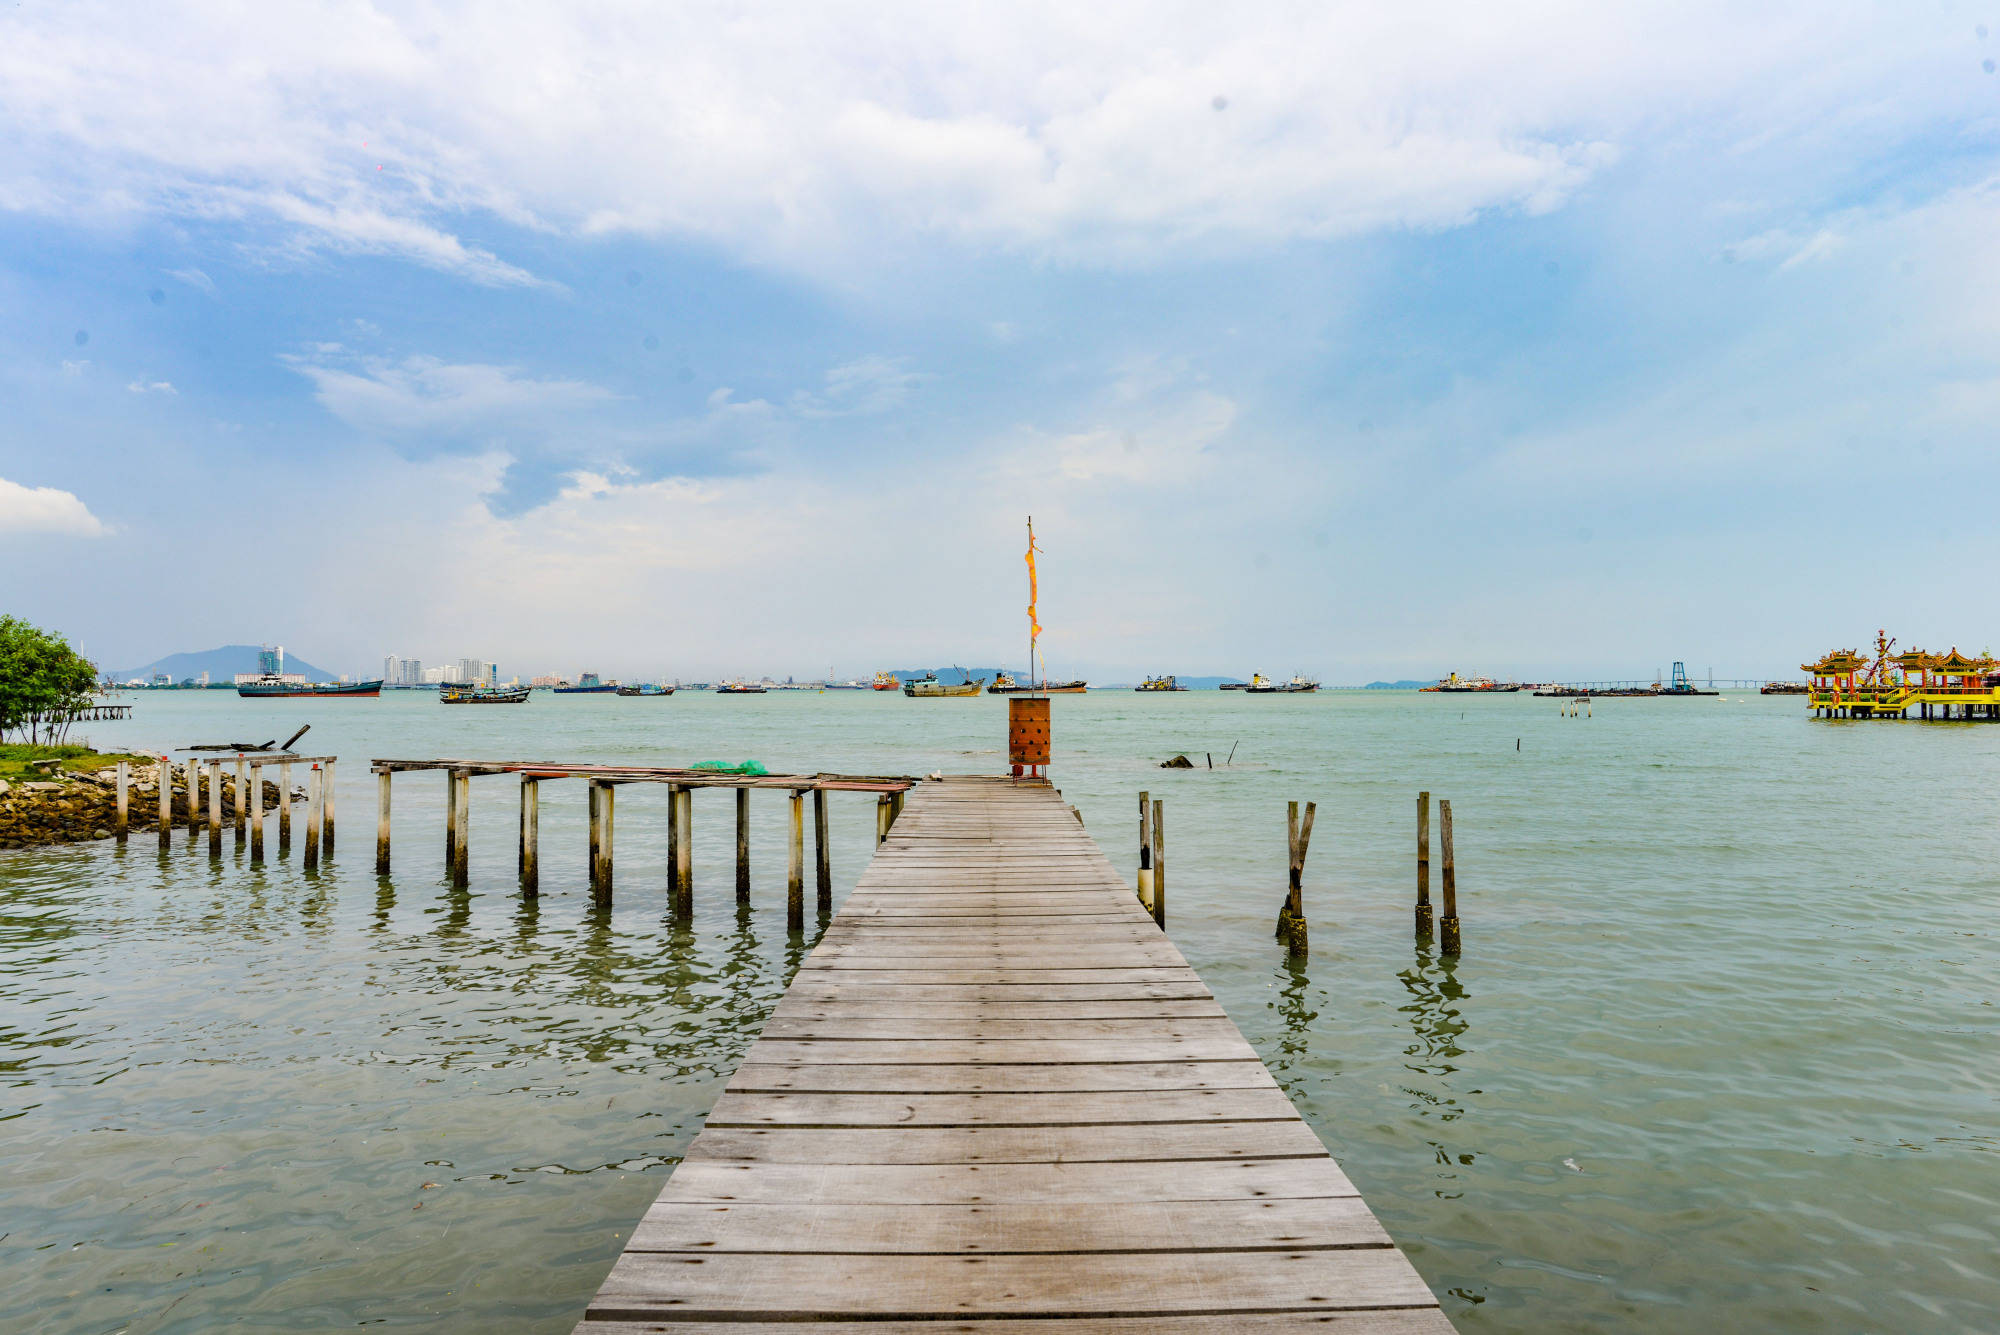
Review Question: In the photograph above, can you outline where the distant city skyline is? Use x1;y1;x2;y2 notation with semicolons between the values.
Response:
5;6;1998;680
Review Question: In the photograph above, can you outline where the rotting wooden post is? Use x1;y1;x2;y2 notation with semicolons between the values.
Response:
735;786;751;904
874;793;888;846
1150;798;1166;929
787;789;805;933
813;787;831;913
518;777;538;897
303;765;321;870
376;770;393;874
234;760;247;845
675;785;693;915
322;760;336;851
1439;799;1461;956
451;770;470;887
1416;791;1433;939
115;761;128;842
1276;800;1315;957
208;762;223;855
444;770;457;870
249;763;265;861
667;782;683;909
278;762;292;852
587;782;603;900
1140;796;1157;903
596;782;615;907
156;756;172;848
888;789;904;829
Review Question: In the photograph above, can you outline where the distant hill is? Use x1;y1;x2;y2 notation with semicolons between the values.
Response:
109;644;341;683
1365;680;1431;690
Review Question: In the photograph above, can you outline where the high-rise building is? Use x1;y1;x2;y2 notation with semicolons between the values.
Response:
384;655;425;686
258;644;285;676
458;657;496;687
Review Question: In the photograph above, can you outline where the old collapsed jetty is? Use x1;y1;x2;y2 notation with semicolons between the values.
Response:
573;775;1453;1331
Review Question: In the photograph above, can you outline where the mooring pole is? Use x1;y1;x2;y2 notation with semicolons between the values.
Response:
587;782;603;901
303;765;321;870
156;757;172;848
208;762;223;855
1137;790;1153;910
115;760;129;842
1150;798;1166;929
667;782;683;910
376;770;393;874
735;786;751;904
813;787;831;913
787;789;805;933
875;793;889;846
518;777;538;896
451;770;470;887
322;760;336;851
249;763;265;862
234;760;247;845
675;785;693;915
1439;799;1461;956
596;782;615;906
444;770;457;870
278;762;292;852
1416;790;1432;939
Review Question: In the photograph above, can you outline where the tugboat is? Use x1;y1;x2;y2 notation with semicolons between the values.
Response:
903;672;985;697
440;683;530;704
1135;675;1187;692
554;672;619;695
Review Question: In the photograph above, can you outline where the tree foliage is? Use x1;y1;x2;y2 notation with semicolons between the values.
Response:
0;616;99;745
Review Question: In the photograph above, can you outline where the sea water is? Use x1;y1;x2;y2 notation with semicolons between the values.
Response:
3;690;1996;1332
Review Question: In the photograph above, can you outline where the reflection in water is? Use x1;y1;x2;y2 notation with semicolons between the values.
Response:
1399;950;1475;1195
1268;954;1321;1100
375;874;396;931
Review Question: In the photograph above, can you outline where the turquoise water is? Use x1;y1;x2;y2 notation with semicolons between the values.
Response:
4;691;1996;1332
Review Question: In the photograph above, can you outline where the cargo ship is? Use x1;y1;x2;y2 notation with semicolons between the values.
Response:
1135;676;1187;692
904;672;984;697
616;684;675;697
1247;673;1319;694
715;680;768;694
554;672;619;694
989;672;1087;694
1422;673;1521;693
238;676;382;698
872;672;900;691
440;684;530;704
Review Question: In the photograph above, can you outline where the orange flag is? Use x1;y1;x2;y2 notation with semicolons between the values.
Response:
1025;519;1042;646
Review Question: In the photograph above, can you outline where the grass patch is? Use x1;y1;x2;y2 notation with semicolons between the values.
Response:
0;744;154;782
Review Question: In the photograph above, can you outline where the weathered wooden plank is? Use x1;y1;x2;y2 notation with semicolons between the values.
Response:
769;999;1228;1020
658;1156;1358;1204
626;1196;1387;1252
578;1315;1460;1335
724;1060;1280;1094
759;1015;1247;1040
747;1037;1255;1064
589;1248;1440;1318
705;1087;1303;1127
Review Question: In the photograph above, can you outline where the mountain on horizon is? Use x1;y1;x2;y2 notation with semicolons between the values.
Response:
108;644;341;683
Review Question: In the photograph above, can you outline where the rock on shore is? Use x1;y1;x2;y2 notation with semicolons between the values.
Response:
0;762;290;850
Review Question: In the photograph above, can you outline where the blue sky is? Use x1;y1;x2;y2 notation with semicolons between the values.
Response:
5;3;1999;682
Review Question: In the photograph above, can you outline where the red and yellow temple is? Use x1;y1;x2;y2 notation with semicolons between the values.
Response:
1804;634;2000;719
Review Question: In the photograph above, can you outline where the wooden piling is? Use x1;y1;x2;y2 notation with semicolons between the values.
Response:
376;770;392;874
1276;800;1315;958
444;770;457;870
1439;798;1460;956
451;770;470;887
278;762;292;852
674;785;693;919
875;793;890;846
668;782;683;908
249;763;265;861
735;786;751;904
234;760;247;844
587;782;603;901
889;789;904;829
208;762;222;855
156;757;171;848
813;787;831;913
596;782;615;906
787;789;805;933
115;761;128;842
518;777;538;896
1150;798;1165;928
322;760;336;850
1137;790;1153;909
303;765;321;870
1416;790;1432;938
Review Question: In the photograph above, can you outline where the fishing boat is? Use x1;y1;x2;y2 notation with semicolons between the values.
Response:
1135;675;1187;692
1247;673;1319;694
554;672;619;695
715;680;768;694
872;672;900;691
903;672;984;697
440;684;530;704
988;672;1087;694
1759;681;1809;695
1219;680;1249;690
238;676;383;698
616;684;676;697
1421;672;1520;693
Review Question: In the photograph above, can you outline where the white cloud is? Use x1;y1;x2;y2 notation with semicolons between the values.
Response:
792;356;928;417
287;353;613;437
0;3;1964;280
0;477;108;536
126;379;176;394
61;359;88;375
167;267;215;293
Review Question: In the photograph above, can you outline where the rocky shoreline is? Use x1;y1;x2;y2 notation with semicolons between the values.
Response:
0;760;293;850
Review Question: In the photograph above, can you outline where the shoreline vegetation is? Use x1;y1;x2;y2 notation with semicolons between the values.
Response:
0;746;287;850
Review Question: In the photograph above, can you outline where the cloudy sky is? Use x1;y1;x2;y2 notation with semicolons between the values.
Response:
4;3;1997;682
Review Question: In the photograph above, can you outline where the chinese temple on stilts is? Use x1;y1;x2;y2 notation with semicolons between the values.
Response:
1804;631;2000;720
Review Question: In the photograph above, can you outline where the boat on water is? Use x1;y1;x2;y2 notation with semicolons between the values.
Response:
1135;676;1187;692
440;684;530;704
1247;673;1319;694
554;673;619;695
1422;672;1521;693
872;672;900;691
1760;681;1809;695
616;684;676;697
903;672;984;698
238;676;383;698
715;680;768;694
989;672;1087;694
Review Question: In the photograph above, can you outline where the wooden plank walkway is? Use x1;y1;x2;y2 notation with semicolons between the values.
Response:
576;775;1454;1333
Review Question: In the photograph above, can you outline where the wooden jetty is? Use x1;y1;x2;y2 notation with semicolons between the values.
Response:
574;775;1453;1332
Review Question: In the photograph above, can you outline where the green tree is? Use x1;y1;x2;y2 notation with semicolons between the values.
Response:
0;617;100;745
